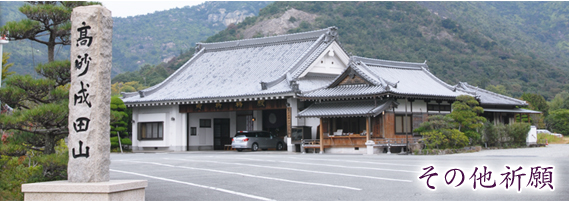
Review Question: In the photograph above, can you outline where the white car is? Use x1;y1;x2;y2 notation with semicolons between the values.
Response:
537;129;563;138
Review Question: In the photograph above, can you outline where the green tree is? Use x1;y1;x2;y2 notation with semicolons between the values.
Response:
545;109;569;136
485;84;511;96
2;52;15;81
549;91;569;112
0;1;100;62
110;96;132;150
448;95;486;143
521;93;549;115
0;61;70;154
0;1;99;154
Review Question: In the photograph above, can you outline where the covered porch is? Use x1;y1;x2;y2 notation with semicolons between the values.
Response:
482;108;542;125
297;99;419;154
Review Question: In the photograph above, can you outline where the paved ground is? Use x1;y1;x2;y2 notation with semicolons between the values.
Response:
110;144;569;201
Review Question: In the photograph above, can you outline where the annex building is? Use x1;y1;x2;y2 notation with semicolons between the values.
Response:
121;27;537;153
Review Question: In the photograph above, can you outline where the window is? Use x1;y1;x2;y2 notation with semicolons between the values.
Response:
395;115;412;134
427;104;451;112
190;127;197;136
139;122;163;140
200;119;211;128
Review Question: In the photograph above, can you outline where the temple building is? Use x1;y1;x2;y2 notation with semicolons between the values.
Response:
121;27;537;153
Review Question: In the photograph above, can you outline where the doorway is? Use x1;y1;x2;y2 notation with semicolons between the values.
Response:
213;118;230;150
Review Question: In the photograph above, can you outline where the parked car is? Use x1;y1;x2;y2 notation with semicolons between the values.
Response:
537;129;563;138
232;131;285;152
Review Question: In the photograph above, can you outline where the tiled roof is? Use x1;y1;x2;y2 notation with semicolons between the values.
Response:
301;84;387;98
457;82;528;106
484;108;540;114
299;57;467;99
122;28;338;105
297;99;394;118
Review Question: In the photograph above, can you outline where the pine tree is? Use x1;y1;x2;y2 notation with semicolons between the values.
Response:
0;1;100;62
0;1;100;154
0;61;70;154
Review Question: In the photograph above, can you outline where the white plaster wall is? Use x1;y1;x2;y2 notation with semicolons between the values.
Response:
300;42;349;77
305;118;320;139
393;99;428;113
132;105;174;149
187;112;237;149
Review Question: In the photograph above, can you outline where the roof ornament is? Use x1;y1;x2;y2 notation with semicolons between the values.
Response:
138;91;145;98
324;26;338;43
393;81;399;88
195;43;203;52
291;81;300;94
349;68;356;79
260;82;267;90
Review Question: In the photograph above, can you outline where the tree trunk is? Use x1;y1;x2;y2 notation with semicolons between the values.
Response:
44;133;56;154
47;43;55;62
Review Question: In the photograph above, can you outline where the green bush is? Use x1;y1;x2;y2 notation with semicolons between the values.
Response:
507;123;530;146
0;138;67;200
545;109;569;135
121;138;132;146
481;122;530;147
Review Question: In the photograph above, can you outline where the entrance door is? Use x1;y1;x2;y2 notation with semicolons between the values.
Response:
214;118;230;150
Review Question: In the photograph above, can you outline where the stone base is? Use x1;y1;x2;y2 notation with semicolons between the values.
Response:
22;180;147;201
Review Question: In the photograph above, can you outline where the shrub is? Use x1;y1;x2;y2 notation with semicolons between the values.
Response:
421;130;448;149
507;123;530;146
0;138;67;200
442;129;469;148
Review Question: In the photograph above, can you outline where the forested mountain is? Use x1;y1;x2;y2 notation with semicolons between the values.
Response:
0;1;271;76
113;1;567;100
2;2;567;100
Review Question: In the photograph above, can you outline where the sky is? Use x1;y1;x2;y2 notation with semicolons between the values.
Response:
100;1;205;18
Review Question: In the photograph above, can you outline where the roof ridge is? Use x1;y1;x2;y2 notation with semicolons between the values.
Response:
352;61;384;86
261;34;327;89
463;83;527;105
353;56;427;69
197;27;332;51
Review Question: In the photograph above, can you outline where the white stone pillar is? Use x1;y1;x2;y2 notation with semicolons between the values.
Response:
23;5;146;200
365;140;375;155
68;5;113;183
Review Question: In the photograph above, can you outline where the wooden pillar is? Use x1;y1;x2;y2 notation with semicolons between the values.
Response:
382;112;386;138
366;116;371;141
527;113;530;124
319;118;324;154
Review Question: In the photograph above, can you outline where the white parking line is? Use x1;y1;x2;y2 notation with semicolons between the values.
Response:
172;158;412;183
116;160;361;191
110;169;275;201
285;157;422;167
237;158;419;173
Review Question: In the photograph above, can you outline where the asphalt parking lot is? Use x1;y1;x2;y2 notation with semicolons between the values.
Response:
110;144;569;201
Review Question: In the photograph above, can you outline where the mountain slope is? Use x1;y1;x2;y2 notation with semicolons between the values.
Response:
0;1;271;76
417;1;568;70
116;1;567;100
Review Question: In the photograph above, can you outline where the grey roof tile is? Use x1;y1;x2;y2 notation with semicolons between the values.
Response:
122;40;316;104
297;99;394;118
458;83;528;106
